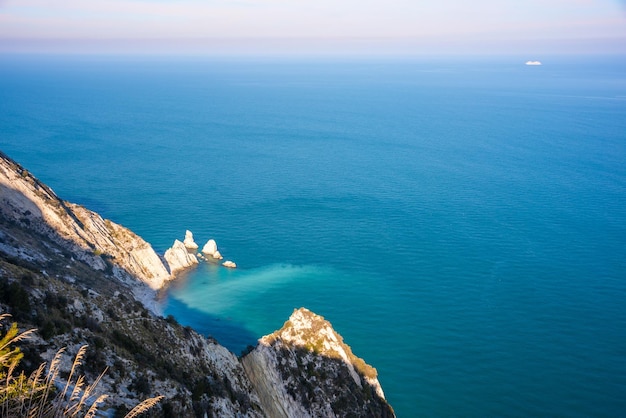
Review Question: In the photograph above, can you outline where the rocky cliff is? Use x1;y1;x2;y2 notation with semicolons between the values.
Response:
0;150;394;417
242;308;394;418
0;151;170;291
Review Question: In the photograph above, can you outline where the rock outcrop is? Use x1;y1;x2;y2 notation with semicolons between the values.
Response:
0;150;265;416
242;308;395;418
183;230;199;250
202;239;222;258
0;151;170;290
0;150;394;417
202;239;225;261
222;260;237;269
164;239;198;275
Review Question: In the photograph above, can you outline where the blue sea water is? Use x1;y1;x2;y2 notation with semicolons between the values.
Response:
1;54;626;417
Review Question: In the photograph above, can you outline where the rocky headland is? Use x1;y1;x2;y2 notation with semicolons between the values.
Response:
0;150;394;417
243;308;394;417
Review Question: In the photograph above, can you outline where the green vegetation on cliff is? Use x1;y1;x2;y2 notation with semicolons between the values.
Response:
0;314;162;417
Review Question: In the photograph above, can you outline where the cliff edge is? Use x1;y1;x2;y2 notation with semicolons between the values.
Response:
0;151;171;290
0;150;394;417
242;308;395;418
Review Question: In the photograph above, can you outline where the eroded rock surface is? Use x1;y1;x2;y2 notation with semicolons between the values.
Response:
202;239;218;256
242;308;395;418
184;230;199;250
0;151;170;290
0;150;394;417
164;239;198;275
222;260;237;269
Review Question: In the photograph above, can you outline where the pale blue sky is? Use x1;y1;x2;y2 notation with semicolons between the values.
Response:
0;0;625;55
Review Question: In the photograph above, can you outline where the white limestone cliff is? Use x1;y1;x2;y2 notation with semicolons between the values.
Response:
242;308;394;418
0;151;231;288
0;150;395;417
183;229;199;250
164;239;198;275
0;152;171;290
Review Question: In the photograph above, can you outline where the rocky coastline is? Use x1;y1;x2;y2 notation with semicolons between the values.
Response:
0;149;395;417
164;230;237;276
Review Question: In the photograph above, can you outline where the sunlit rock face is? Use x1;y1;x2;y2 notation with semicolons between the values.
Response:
164;239;198;275
183;230;199;250
222;260;237;268
202;239;226;261
0;150;395;417
201;239;220;257
0;151;170;290
242;308;395;418
0;151;268;416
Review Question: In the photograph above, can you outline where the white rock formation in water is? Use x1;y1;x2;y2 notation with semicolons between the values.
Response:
201;239;218;256
222;260;237;268
164;239;198;274
183;230;199;249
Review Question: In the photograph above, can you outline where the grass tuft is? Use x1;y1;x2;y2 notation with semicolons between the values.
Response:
0;315;162;417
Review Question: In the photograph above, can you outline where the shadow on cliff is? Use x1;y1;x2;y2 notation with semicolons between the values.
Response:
1;152;395;416
0;153;258;353
243;343;395;418
0;196;107;290
163;296;258;354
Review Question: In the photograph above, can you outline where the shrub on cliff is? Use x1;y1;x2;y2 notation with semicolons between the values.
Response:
0;314;163;417
0;278;31;320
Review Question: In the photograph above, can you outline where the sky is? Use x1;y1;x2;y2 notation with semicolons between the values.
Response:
0;0;625;55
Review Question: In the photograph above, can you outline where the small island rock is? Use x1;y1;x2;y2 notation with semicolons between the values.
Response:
183;230;199;250
202;239;218;256
222;260;237;268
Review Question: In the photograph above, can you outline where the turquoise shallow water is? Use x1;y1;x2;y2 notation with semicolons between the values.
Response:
1;54;626;416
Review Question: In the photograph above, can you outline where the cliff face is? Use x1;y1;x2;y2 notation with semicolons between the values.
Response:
0;151;266;416
0;151;171;290
0;150;394;417
242;308;395;418
164;239;199;275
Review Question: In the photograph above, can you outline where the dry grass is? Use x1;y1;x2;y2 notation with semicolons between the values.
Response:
0;314;162;417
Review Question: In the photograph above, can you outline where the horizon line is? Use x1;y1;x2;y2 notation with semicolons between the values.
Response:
1;35;625;56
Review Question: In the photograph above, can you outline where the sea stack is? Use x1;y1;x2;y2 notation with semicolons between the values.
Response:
222;260;237;268
164;239;198;274
201;239;223;259
183;230;199;250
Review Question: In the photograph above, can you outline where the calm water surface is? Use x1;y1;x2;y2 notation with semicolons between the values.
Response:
1;54;626;416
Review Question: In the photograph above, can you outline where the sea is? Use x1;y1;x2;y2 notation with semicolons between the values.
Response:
1;53;625;417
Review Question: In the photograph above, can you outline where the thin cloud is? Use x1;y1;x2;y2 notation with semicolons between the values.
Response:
1;0;625;53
